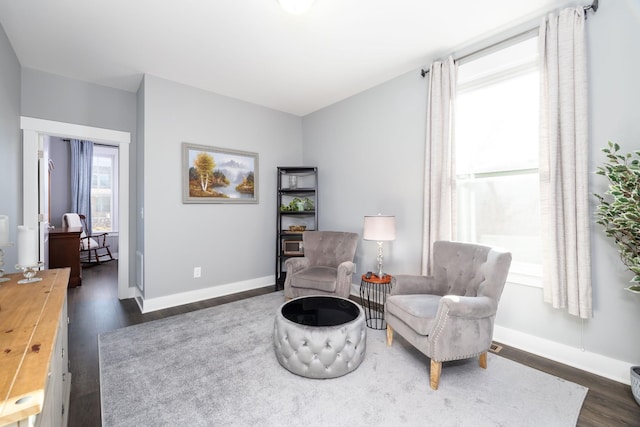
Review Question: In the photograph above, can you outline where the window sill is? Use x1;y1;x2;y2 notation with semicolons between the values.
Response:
92;231;118;237
507;271;542;288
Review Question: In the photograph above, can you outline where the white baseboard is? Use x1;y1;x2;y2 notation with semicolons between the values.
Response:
136;275;275;314
493;325;633;385
120;285;136;299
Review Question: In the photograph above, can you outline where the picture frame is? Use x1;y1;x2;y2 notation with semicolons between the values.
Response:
182;142;259;204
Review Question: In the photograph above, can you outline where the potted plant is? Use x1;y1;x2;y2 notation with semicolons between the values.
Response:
594;141;640;406
594;142;640;293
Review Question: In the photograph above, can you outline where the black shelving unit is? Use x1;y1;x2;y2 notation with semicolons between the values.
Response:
276;167;318;290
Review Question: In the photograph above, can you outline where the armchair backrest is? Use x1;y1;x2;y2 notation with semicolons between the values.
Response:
302;231;358;268
432;241;512;303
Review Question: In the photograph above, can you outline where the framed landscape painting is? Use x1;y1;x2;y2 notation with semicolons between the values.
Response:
182;142;259;204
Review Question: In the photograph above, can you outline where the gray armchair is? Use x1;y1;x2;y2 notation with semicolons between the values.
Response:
284;231;359;299
385;240;512;390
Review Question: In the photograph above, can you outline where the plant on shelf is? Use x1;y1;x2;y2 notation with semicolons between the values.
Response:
594;142;640;293
303;197;314;211
280;198;314;212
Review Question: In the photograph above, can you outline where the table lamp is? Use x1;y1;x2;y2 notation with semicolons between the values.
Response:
363;214;396;278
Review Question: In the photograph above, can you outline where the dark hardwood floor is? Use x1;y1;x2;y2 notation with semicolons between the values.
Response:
67;262;640;426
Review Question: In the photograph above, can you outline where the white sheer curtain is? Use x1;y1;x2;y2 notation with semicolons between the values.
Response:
539;7;592;318
421;57;456;275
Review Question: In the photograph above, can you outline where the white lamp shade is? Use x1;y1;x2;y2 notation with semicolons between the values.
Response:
363;215;396;241
278;0;316;14
17;225;38;266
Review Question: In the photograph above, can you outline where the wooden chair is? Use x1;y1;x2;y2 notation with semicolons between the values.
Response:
62;213;114;265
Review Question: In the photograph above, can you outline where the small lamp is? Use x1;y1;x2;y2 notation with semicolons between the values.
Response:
363;214;396;278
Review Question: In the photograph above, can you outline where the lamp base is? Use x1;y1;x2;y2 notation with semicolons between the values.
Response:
15;262;44;284
376;242;385;278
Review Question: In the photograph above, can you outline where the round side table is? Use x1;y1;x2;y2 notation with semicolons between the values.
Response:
359;273;393;330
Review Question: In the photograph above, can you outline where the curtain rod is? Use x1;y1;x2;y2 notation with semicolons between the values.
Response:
62;138;111;148
420;0;598;78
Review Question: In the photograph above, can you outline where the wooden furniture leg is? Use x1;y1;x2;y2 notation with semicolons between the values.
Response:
479;351;487;369
430;360;442;390
386;325;394;346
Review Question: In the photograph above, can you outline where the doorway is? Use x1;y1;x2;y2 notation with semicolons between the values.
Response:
21;117;134;300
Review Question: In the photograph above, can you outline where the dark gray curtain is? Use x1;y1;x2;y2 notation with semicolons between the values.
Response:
70;139;94;233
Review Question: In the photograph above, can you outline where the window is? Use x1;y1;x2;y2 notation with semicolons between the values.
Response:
91;145;119;234
454;36;541;286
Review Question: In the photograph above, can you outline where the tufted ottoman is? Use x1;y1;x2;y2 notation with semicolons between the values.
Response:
273;296;366;379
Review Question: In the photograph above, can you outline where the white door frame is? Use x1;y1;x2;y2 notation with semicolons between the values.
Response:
21;116;134;299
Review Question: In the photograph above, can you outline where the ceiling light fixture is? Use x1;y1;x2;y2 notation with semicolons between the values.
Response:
278;0;316;15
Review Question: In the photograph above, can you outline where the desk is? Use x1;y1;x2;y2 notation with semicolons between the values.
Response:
0;269;70;427
359;273;393;330
49;228;82;287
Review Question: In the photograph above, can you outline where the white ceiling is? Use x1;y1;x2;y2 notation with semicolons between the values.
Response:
0;0;578;116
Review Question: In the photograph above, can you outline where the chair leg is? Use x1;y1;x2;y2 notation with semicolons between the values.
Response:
479;351;487;369
430;360;442;390
386;325;394;346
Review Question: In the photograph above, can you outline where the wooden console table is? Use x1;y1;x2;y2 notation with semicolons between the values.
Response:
0;268;71;427
48;228;82;287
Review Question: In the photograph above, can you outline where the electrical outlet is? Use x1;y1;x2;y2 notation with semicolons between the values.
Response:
193;267;201;278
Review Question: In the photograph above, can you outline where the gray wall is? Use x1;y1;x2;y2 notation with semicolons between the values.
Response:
302;70;427;276
302;1;640;366
140;75;302;299
48;136;71;228
21;68;137;133
0;23;21;272
21;68;138;284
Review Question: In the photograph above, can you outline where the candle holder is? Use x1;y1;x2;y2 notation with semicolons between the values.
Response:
15;262;44;284
0;244;13;284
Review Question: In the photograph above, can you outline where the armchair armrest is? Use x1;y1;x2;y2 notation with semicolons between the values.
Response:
427;295;498;362
439;295;497;319
335;261;355;299
285;257;310;276
391;274;438;295
336;261;355;278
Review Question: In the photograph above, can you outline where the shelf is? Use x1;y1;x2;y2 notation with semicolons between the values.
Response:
279;210;315;215
276;166;317;292
278;167;317;175
279;253;305;258
279;188;316;193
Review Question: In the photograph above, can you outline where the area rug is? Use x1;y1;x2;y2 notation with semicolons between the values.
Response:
99;292;587;427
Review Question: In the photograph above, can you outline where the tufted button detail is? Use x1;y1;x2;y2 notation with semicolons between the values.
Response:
273;298;367;379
